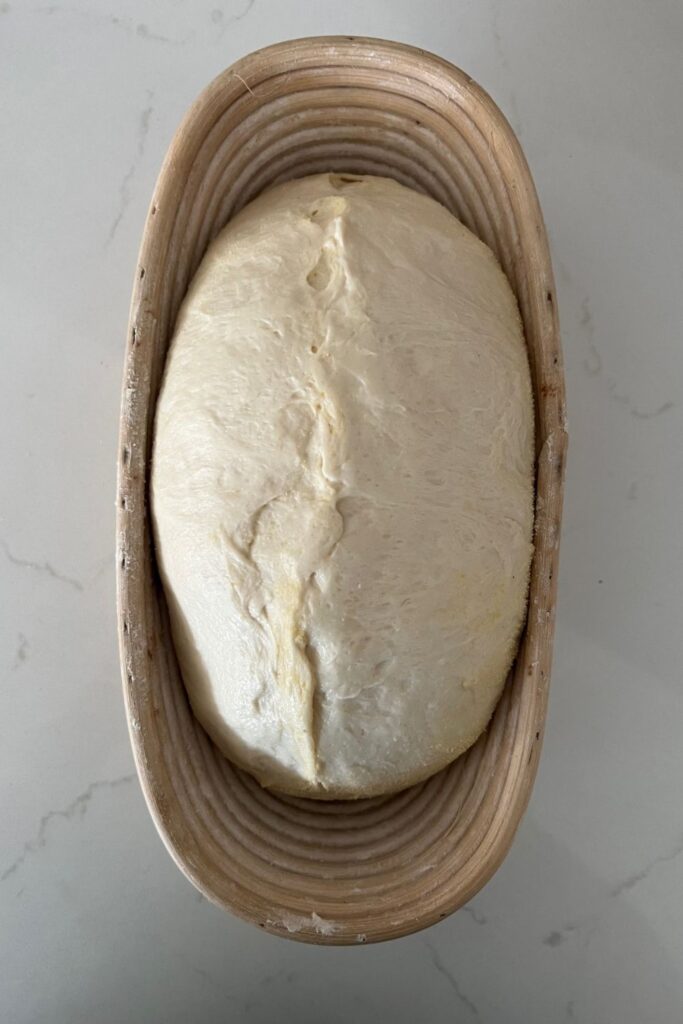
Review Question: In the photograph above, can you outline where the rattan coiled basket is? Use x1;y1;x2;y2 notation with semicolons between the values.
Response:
116;36;567;944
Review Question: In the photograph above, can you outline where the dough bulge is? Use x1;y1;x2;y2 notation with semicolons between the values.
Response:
152;173;534;799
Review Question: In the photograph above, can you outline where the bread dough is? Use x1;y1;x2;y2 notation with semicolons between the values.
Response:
151;173;534;799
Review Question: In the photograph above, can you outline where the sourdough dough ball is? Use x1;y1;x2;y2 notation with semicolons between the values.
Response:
152;173;534;799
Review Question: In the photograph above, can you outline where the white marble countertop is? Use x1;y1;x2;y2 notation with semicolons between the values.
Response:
2;1;682;1021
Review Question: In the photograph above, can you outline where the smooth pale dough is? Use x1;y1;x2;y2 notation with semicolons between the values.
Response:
152;173;534;799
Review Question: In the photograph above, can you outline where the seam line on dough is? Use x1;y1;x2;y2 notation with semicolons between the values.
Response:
225;211;349;783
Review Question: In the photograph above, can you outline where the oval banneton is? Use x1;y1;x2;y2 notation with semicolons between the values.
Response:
116;36;567;945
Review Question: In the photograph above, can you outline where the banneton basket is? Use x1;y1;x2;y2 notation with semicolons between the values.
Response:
117;36;567;945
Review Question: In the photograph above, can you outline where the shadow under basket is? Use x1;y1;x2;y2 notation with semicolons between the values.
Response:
117;36;567;945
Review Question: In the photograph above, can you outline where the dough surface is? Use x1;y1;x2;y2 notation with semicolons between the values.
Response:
151;173;534;799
